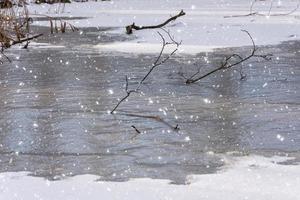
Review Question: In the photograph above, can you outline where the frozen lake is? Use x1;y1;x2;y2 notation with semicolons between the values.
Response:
0;26;299;184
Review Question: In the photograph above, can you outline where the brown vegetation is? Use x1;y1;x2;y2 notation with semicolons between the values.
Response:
0;1;78;63
0;1;43;63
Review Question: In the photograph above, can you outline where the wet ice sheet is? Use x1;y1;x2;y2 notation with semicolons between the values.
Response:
0;155;299;200
0;27;299;183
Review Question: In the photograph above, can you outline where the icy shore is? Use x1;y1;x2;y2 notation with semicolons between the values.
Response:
0;155;299;200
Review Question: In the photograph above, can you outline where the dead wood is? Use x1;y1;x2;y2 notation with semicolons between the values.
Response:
131;125;141;134
122;113;179;131
184;30;272;84
111;29;180;113
11;33;43;46
126;10;185;34
224;0;300;18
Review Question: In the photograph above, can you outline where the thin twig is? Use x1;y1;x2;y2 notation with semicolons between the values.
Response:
110;29;181;113
238;65;247;80
185;30;272;84
225;0;300;18
11;33;43;46
131;125;141;134
121;113;179;131
126;10;185;34
0;51;12;63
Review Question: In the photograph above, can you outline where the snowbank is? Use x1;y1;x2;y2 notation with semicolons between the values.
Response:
0;155;299;200
28;0;300;54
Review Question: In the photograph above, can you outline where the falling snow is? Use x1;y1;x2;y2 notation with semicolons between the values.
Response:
0;0;299;199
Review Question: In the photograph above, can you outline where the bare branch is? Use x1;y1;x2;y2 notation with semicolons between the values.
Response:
126;10;186;34
130;125;142;140
11;33;43;46
185;30;272;84
111;29;180;113
0;51;12;63
131;125;141;134
238;65;247;80
225;0;300;18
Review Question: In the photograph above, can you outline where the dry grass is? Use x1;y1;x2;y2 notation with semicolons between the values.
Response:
0;1;33;56
48;17;78;34
0;0;78;63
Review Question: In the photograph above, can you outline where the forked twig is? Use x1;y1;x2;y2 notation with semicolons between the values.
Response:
126;10;185;34
185;30;272;84
111;29;181;113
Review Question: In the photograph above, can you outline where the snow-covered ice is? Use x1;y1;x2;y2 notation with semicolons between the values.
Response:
0;155;299;200
28;0;300;54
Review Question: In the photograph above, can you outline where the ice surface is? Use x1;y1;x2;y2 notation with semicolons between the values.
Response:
0;155;299;200
4;1;298;199
28;0;300;54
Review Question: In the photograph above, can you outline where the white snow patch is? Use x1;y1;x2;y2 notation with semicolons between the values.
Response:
0;155;299;200
27;0;300;54
94;42;220;54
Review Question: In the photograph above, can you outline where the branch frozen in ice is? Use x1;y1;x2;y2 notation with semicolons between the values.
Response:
224;0;300;18
122;113;180;131
185;30;272;84
111;29;181;113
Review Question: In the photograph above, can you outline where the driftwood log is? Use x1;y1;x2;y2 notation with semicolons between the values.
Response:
126;10;186;34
